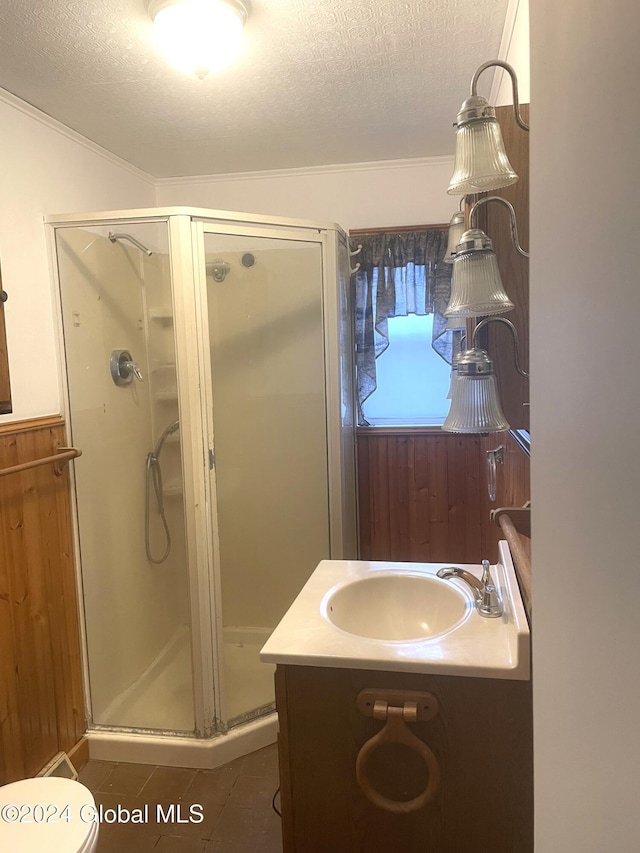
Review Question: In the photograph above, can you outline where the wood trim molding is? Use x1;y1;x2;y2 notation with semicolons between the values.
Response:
67;737;90;775
497;514;532;621
0;263;12;414
0;415;65;436
357;426;445;437
0;87;155;185
350;223;449;236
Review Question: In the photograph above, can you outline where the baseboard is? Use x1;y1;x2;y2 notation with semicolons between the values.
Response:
67;736;90;773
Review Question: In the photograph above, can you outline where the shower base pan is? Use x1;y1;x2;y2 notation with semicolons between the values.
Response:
88;626;278;768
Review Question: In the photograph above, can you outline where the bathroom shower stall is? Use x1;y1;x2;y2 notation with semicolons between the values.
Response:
48;207;357;766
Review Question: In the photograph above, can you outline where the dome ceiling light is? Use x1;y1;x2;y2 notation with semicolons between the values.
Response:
149;0;248;79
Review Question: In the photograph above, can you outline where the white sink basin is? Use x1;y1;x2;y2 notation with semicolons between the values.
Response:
260;544;530;679
322;573;469;641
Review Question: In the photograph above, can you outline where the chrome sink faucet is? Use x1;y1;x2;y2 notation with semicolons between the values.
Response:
437;560;503;618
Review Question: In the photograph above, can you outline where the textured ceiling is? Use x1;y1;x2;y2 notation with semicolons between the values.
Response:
0;0;509;178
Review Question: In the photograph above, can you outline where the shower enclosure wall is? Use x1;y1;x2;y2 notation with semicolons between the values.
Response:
48;207;357;767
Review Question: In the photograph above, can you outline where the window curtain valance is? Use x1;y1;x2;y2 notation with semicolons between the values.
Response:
352;227;453;425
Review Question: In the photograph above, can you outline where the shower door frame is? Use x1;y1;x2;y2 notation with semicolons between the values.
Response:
189;216;345;728
46;206;355;745
46;210;219;740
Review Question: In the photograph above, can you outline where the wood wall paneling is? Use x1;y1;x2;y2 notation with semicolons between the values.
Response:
486;104;530;430
0;418;85;785
357;430;530;567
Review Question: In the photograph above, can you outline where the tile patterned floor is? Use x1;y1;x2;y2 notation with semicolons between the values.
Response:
79;744;283;853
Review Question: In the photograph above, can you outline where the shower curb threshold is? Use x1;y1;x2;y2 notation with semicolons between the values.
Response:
87;712;278;770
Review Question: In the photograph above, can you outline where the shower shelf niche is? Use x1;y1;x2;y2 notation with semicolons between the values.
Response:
151;364;177;391
154;390;179;402
148;308;174;322
163;480;183;497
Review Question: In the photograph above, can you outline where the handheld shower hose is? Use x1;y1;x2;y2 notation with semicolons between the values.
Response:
145;419;180;564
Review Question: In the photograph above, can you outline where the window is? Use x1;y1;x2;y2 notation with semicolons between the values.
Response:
362;314;451;426
352;227;453;427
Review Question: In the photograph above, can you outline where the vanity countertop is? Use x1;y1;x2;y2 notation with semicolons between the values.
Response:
260;540;529;679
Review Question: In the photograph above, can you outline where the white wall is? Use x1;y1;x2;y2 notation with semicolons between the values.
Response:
494;0;529;107
0;85;454;424
155;156;455;232
0;90;156;423
531;2;640;850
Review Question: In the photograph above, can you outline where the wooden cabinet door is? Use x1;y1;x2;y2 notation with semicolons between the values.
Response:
277;664;533;853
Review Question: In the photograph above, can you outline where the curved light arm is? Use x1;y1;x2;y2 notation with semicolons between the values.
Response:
472;317;529;378
471;60;529;132
469;196;529;258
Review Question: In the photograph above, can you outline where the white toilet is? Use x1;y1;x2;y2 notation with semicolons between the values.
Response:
0;776;99;852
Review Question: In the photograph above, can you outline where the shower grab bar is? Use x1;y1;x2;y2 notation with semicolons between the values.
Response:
0;445;82;478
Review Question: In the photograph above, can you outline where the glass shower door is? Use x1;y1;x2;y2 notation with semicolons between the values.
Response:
56;222;195;733
200;229;330;725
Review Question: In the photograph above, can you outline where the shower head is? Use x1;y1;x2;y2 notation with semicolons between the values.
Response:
152;418;180;459
108;231;153;256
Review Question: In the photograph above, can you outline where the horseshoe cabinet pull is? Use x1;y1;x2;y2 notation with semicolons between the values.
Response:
355;690;441;814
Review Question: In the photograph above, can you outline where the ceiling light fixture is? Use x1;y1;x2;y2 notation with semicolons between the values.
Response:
149;0;248;79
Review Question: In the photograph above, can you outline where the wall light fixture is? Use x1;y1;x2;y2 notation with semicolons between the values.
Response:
443;199;466;264
448;60;529;195
469;196;529;259
444;195;529;316
442;317;529;433
444;228;514;318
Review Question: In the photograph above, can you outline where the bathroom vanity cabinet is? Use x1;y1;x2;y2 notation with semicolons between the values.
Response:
275;664;533;853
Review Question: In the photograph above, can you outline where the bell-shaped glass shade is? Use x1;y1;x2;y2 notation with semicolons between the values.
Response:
444;211;466;264
448;117;518;195
442;372;510;433
445;230;514;318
